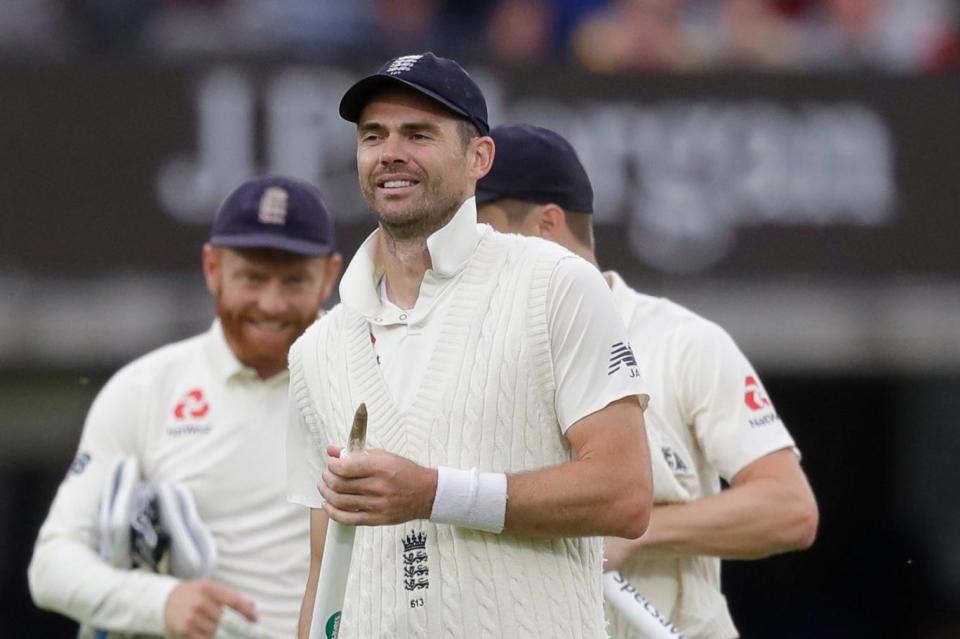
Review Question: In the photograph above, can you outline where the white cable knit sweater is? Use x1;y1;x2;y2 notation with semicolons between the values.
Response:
289;232;607;639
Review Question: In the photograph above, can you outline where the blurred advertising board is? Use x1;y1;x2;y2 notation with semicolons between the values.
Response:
2;63;957;279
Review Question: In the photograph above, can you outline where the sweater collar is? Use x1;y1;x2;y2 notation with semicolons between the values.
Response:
339;197;487;318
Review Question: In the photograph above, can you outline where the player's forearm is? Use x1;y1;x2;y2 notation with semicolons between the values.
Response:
321;399;654;537
504;402;653;539
503;398;653;538
29;534;178;633
637;475;818;559
504;459;651;538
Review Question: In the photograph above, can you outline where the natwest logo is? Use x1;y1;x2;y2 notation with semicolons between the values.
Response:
744;376;771;412
173;388;210;421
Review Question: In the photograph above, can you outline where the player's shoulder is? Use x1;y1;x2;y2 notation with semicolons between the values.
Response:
314;303;350;334
94;331;209;404
482;232;596;296
290;304;346;355
610;273;735;346
513;236;608;290
114;331;208;381
657;297;735;348
488;229;575;263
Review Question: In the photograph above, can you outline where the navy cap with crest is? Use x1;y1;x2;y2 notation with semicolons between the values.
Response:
339;52;489;135
210;176;336;256
477;124;594;214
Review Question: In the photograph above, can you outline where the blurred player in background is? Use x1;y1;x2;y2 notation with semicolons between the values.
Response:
29;176;343;639
476;124;819;639
286;53;653;638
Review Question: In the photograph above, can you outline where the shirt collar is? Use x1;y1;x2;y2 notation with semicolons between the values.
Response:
426;196;484;277
339;197;486;318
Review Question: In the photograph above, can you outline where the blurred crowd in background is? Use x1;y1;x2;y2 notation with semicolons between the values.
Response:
1;0;957;73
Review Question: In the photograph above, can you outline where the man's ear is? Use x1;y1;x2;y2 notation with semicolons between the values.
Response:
201;244;221;296
469;135;495;181
536;204;567;241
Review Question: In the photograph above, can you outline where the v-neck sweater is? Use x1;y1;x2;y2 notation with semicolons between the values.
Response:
289;231;606;639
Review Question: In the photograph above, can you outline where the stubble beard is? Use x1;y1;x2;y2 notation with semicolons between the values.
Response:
362;175;464;243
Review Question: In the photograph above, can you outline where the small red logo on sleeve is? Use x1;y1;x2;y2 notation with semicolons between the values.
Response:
744;376;771;411
173;388;210;420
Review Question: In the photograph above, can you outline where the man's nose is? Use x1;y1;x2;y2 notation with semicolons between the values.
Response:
256;282;288;315
379;134;407;165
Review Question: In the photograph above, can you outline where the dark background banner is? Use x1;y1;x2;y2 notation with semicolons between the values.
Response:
2;64;958;279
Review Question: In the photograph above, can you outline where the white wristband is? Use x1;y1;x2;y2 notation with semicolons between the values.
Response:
429;466;507;533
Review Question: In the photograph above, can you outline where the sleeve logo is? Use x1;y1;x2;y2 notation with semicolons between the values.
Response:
744;376;771;411
661;446;688;473
744;375;782;428
608;342;639;376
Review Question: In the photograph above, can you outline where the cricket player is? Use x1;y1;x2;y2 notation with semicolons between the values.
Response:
29;176;343;638
475;124;820;638
286;53;654;638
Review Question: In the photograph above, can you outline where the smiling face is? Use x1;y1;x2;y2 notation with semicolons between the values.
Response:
203;245;341;379
356;88;492;240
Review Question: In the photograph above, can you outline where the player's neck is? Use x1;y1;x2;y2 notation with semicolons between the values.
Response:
377;233;431;310
564;239;599;270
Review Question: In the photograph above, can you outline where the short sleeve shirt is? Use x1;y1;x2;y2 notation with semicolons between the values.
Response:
31;323;309;638
607;271;797;491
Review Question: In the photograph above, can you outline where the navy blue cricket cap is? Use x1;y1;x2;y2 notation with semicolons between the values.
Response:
477;124;594;214
339;52;489;135
209;176;336;256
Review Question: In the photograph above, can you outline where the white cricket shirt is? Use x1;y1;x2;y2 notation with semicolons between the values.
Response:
287;203;650;638
29;322;309;638
288;198;646;508
603;271;798;639
344;198;643;429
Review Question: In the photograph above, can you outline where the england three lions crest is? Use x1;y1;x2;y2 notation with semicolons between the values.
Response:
401;530;430;593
